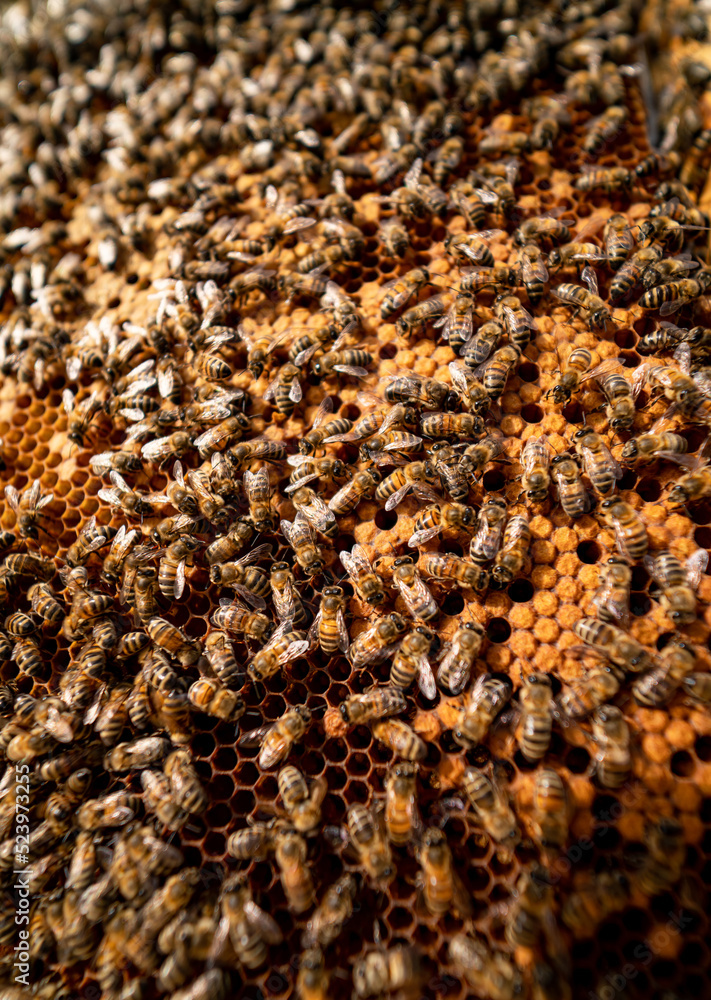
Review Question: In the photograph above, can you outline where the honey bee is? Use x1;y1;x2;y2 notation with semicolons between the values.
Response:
163;749;207;815
289;486;338;539
449;179;488;230
582;104;628;154
277;765;326;836
297;399;353;456
348;612;408;669
515;673;555;764
574;427;622;496
387;625;436;698
448;360;491;414
248;625;309;682
491;514;531;588
445;230;498;267
281;512;326;577
420;550;490;592
266;562;307;630
62;390;104;447
211;599;274;643
302;874;357;949
105;736;170;772
573;617;652;672
307;585;348;655
338;686;407;726
592;556;632;626
603;214;635;270
64;518;116;569
98;471;156;518
532;767;569;855
641;255;701;290
383;762;420;846
296;243;348;274
188;676;245;722
396;295;449;337
264;362;302;417
609;244;664;303
514;214;572;248
159;535;201;600
549;453;589;519
371;717;427;761
575;166;632;193
590;705;631;788
519;435;551;503
637;818;685;896
239;704;312;769
505;866;556;952
417;825;471;917
546;345;593;405
193;415;252;460
347;803;394;887
208;543;271;607
77;790;140;830
297;947;328;1000
637;215;690;254
553;270;611;329
205;517;255;566
639;274;711;315
327;468;381;516
594;366;637;432
645;549;708;624
141;769;187;830
90;450;143;475
146;617;201;666
461;766;520;849
380;267;433;319
448;933;523;1000
603;496;648;568
632;640;695;706
379;217;410;258
289;326;340;369
312;349;372;380
272;827;315;913
407;502;476;549
383;372;457;411
338;543;386;607
432;294;476;353
4;480;53;539
238;466;276;532
452;675;512;749
516;244;549;306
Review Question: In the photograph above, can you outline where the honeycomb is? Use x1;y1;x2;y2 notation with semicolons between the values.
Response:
1;0;711;998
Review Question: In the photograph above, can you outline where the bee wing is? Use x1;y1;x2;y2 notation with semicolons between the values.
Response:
285;473;320;492
289;378;303;403
263;372;280;402
335;607;349;652
404;157;423;189
238;720;274;747
244;900;284;944
3;485;20;513
273;581;296;625
281;217;317;235
236;542;273;566
659;297;685;317
341;543;374;578
300;494;338;533
109;470;131;494
293;340;322;369
97;488;122;506
231;585;267;611
279;638;310;665
62;387;76;415
43;704;74;743
448;360;472;395
416;654;437;700
591;585;629;627
307;609;322;647
522;434;551;475
408;524;441;547
412;483;442;505
581;265;599;295
384;481;414;511
654;450;698;468
673;341;692;374
522;251;549;282
332;364;369;378
140;436;173;462
173;560;186;600
685;549;709;589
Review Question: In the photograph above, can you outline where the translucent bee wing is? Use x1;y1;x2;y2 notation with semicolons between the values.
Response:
581;265;599;295
412;484;442;505
3;485;19;513
97;488;122;506
273;582;296;625
653;450;697;468
403;157;423;189
280;519;296;546
384;482;413;511
236;542;273;566
299;494;338;534
332;364;369;378
119;408;147;422
279;639;310;664
448;360;473;395
231;584;267;611
238;720;274;746
685;548;709;589
289;379;303;403
244;899;284;943
417;655;437;700
672;341;692;374
307;609;322;646
659;297;686;316
284;473;320;493
408;524;441;547
62;387;76;414
174;560;186;600
281;217;317;235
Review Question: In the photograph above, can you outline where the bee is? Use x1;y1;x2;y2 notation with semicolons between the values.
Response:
297;401;353;456
311;349;372;380
208;543;272;607
211;599;274;643
239;704;312;769
609;245;664;302
603;214;635;270
297;947;328;1000
288;326;339;369
278;766;326;836
600;497;648;561
389;625;437;699
518;435;551;503
205;517;255;565
546;346;594;405
307;585;348;655
590;705;631;788
339;686;406;726
636;148;683;179
105;736;170;772
645;549;708;624
339;543;386;607
433;620;484;694
163;749;207;815
468;496;506;564
408;502;476;548
639;275;711;314
302;874;357;949
264;362;302;417
381;267;433;319
185;469;224;523
680;128;711;192
479;345;522;401
146;617;201;666
449;934;522;1000
383;372;457;411
583;105;628;154
461;766;520;849
348;613;408;668
4;480;53;539
65;518;116;569
383;762;419;846
77;790;140;830
272;827;315;913
244;466;277;533
417;826;471;917
193;415;252;460
637;818;685;896
682;672;711;704
90;450;143;475
574;427;622;496
532;767;569;855
159;535;201;600
433;294;476;352
347;803;394;887
511;673;554;764
420;551;490;593
248;625;309;682
461;267;520;296
379;217;410;258
296;243;348;274
550;453;590;519
632;640;695;706
457;320;505;370
371;718;427;761
595;367;638;432
668;462;711;506
188;676;245;722
269;562;308;629
641;255;701;290
62;390;104;447
637;215;689;254
444;231;497;267
592;556;633;625
289;486;338;539
428;441;469;502
573;617;653;673
98;471;156;518
519;244;549;305
352;944;422;999
328;468;381;516
281;511;326;577
396;295;449;338
575;166;632;193
514;215;572;248
448;359;492;414
553;271;611;329
449;179;488;230
385;159;430;219
452;675;512;749
561;869;630;938
140;769;188;830
558;659;624;718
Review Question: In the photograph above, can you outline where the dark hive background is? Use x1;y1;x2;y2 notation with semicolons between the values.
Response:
1;0;711;998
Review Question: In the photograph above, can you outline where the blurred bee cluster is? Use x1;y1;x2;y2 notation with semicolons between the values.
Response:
2;0;711;998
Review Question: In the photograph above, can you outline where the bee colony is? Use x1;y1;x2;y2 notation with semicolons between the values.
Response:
2;0;711;998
